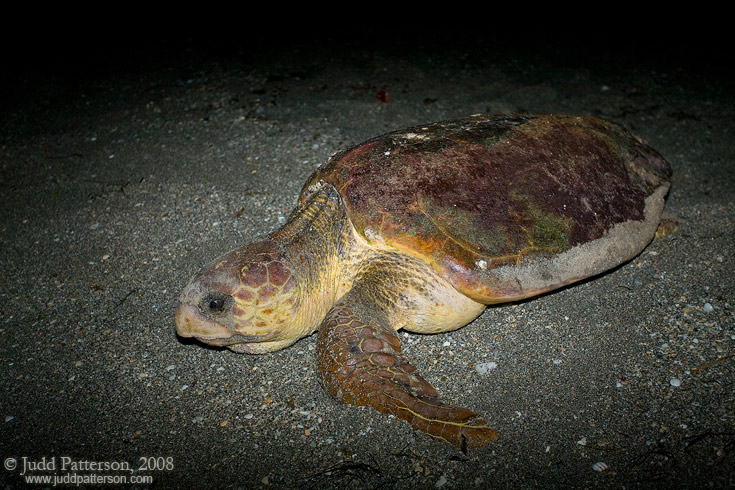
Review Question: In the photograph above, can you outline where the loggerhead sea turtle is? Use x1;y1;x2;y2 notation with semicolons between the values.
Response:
175;114;671;450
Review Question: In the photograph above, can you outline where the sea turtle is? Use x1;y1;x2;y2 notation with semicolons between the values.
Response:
175;114;671;449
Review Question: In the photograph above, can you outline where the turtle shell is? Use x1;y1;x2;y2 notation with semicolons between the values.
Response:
300;114;672;304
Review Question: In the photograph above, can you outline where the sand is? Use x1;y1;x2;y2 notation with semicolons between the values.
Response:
1;30;733;488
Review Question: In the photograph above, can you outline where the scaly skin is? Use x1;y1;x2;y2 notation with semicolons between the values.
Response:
317;300;497;448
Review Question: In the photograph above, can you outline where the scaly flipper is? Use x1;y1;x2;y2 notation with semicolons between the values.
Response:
316;298;498;450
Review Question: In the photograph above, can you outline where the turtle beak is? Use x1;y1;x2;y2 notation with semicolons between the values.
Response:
174;302;235;340
174;300;276;352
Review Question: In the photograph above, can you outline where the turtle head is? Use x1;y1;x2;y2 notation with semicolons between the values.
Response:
174;240;304;353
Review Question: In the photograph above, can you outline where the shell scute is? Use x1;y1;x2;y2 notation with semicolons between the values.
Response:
301;114;671;302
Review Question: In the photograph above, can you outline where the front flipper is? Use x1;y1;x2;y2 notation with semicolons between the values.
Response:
316;301;498;450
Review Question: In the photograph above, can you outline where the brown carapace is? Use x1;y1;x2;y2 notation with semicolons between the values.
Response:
175;114;671;450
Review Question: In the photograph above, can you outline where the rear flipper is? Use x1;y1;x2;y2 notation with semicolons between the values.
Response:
316;299;498;450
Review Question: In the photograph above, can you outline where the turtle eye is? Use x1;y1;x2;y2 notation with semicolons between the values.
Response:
203;293;230;314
